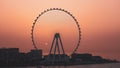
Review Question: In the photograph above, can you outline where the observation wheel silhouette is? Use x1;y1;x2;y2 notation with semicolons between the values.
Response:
31;8;81;54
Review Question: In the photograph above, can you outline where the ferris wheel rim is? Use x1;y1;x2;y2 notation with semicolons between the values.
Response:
31;8;81;54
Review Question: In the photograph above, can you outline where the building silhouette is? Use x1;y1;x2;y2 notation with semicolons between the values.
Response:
0;48;42;66
0;48;118;67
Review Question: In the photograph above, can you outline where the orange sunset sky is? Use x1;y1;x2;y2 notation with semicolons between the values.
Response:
0;0;120;60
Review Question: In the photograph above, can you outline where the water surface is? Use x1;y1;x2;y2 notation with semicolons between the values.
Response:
7;63;120;68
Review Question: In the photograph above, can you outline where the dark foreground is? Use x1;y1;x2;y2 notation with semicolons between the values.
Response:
0;53;119;67
0;48;119;67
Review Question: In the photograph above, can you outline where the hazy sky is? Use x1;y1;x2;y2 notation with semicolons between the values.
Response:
0;0;120;60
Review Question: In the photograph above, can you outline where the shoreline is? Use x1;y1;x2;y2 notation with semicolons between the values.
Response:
0;62;119;67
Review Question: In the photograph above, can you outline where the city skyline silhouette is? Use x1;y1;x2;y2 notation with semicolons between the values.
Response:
0;0;120;62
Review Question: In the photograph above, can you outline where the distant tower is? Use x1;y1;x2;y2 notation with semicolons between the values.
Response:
45;33;69;64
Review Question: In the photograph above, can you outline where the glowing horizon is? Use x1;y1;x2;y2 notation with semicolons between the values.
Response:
0;0;120;60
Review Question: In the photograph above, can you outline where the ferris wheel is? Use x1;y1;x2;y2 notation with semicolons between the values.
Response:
31;8;81;55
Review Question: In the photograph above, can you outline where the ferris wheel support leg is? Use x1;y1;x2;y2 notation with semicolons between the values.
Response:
49;36;55;54
53;38;57;64
56;38;61;62
59;36;68;62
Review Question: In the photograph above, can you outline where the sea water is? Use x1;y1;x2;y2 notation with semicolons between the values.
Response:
4;63;120;68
